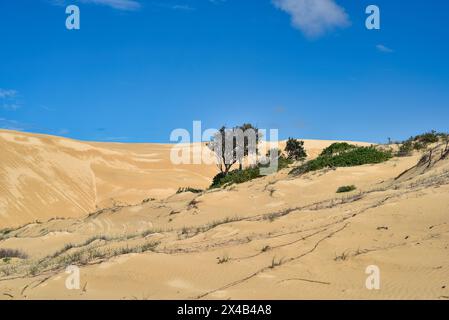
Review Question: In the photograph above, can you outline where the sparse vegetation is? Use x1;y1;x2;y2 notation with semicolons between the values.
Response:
217;254;229;264
177;216;242;239
35;241;160;275
260;148;294;171
397;140;414;157
290;145;392;176
334;251;349;261
176;187;203;194
336;185;357;193
413;130;440;145
397;130;448;157
263;212;281;222
270;257;284;268
0;248;28;260
141;198;155;204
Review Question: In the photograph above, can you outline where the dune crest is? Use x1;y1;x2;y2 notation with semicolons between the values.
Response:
0;130;367;228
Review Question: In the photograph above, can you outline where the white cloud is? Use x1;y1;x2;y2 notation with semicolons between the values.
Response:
0;88;21;111
0;89;17;99
79;0;141;11
171;4;195;11
1;104;20;111
376;44;394;53
272;0;350;38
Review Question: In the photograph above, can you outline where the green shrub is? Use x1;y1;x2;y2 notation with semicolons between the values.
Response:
413;130;439;145
397;131;449;154
277;155;294;170
397;141;413;157
336;185;357;193
413;141;427;151
260;149;293;171
176;187;203;194
290;146;392;175
320;142;357;157
285;138;307;161
210;148;296;189
210;167;261;189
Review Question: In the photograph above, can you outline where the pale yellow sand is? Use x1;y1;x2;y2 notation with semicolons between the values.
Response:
1;129;448;300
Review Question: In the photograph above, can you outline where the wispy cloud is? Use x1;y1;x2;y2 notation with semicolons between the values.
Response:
376;44;394;53
272;0;350;38
170;4;195;11
0;89;17;99
0;118;25;131
0;88;21;111
51;0;141;11
149;2;197;11
209;0;226;4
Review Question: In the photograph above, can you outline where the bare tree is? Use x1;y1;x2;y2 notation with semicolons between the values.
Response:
208;124;260;175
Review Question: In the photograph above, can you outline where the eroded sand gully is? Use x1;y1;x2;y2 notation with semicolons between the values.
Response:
1;130;448;299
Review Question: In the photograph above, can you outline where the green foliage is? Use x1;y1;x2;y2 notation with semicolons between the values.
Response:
336;185;357;193
398;130;446;155
285;138;307;161
210;167;261;189
210;148;295;189
277;154;294;170
176;187;203;194
397;140;414;157
413;130;439;144
290;146;392;175
413;141;426;151
320;142;357;157
260;148;293;171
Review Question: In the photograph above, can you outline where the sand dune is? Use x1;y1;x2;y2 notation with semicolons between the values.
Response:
1;130;448;300
0;130;218;227
0;129;367;228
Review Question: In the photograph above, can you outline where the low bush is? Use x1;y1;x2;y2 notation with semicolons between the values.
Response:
413;130;439;145
397;141;414;157
320;142;357;157
259;149;293;171
210;167;261;189
398;131;447;155
210;148;295;189
0;248;28;259
176;187;203;194
290;145;392;175
336;185;357;193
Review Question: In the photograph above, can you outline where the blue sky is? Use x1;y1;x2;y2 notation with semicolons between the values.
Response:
1;0;448;143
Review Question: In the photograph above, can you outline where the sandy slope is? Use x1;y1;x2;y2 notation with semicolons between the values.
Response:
0;130;218;227
0;129;367;228
1;130;448;300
